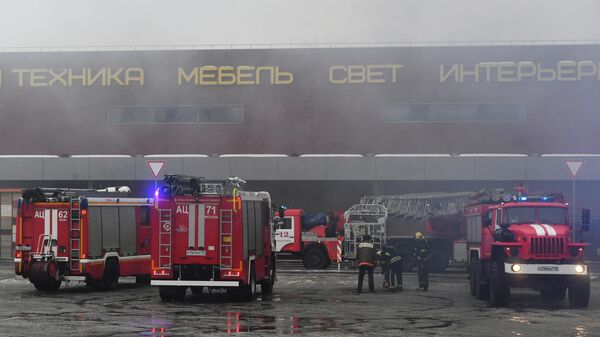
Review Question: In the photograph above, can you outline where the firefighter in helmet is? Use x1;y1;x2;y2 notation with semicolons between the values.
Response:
413;232;430;291
378;245;403;290
356;234;377;293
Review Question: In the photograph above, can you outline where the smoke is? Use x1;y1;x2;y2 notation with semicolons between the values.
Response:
0;0;599;48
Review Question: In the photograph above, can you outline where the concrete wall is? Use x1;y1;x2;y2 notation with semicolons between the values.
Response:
0;156;597;181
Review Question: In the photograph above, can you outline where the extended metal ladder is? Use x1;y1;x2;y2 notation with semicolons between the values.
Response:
219;209;233;271
69;197;81;271
361;192;473;219
158;209;172;269
343;204;388;260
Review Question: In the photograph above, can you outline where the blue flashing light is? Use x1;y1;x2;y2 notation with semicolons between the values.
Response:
154;188;160;198
542;196;549;201
519;196;528;201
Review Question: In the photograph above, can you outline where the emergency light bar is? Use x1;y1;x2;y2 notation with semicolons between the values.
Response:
510;194;564;202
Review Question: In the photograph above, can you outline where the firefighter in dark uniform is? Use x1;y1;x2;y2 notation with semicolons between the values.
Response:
377;246;392;289
414;232;430;291
356;234;377;293
387;245;404;291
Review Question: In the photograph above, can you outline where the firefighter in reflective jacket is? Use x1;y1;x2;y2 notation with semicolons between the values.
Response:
378;245;403;290
357;235;377;293
414;232;430;291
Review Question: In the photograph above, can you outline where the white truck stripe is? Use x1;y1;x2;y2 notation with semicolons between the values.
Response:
51;209;58;240
188;205;196;248
530;224;546;236
541;224;557;236
44;209;50;237
197;204;205;248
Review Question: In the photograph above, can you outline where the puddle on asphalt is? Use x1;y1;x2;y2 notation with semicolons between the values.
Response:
141;312;337;335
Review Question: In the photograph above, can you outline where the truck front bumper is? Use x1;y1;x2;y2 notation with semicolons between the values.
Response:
504;263;587;275
151;280;240;287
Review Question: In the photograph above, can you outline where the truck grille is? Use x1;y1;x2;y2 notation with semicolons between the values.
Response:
530;237;564;257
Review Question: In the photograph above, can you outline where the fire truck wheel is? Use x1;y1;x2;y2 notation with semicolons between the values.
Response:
190;286;204;295
102;259;119;291
159;286;187;301
33;279;62;291
469;260;477;296
541;286;567;301
488;261;509;307
568;275;590;308
303;246;328;269
261;264;275;295
475;261;489;300
240;266;257;301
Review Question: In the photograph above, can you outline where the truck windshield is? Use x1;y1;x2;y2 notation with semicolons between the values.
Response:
538;207;567;224
503;207;567;224
504;207;535;224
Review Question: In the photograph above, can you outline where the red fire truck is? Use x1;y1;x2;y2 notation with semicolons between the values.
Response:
274;208;345;269
466;189;590;307
150;175;276;301
14;187;152;291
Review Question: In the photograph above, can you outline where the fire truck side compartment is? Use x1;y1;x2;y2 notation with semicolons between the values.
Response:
119;207;136;255
255;201;263;256
88;207;103;257
88;205;138;257
101;207;119;251
242;202;248;259
246;201;256;254
466;214;482;243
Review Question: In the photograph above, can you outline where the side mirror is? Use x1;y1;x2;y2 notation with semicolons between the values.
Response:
582;209;590;225
483;218;492;227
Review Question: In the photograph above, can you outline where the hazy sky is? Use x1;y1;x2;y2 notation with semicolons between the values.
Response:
0;0;599;48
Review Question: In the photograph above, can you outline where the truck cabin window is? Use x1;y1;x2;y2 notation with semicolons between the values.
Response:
504;207;535;224
502;207;566;225
537;207;567;224
280;218;293;230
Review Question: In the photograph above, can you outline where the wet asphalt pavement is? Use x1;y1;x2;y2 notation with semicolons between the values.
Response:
1;262;599;336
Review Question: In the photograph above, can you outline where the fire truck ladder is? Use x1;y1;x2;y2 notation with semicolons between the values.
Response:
343;204;388;260
69;197;81;271
360;192;477;219
219;209;233;271
158;209;172;270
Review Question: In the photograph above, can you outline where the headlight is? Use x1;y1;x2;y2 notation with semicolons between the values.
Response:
575;265;585;273
511;264;521;272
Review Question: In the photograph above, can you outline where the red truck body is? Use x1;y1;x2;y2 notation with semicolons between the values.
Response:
466;193;590;307
274;209;344;269
15;188;152;291
150;176;276;301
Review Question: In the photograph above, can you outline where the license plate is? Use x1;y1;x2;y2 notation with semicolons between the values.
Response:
537;266;559;272
186;250;206;256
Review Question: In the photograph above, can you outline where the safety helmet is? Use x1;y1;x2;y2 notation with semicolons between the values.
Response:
415;232;423;239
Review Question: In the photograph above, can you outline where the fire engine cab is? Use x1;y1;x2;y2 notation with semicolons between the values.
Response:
150;175;276;301
274;208;344;269
14;187;152;291
467;188;590;307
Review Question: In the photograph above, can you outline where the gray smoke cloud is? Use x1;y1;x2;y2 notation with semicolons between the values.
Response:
0;0;599;48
